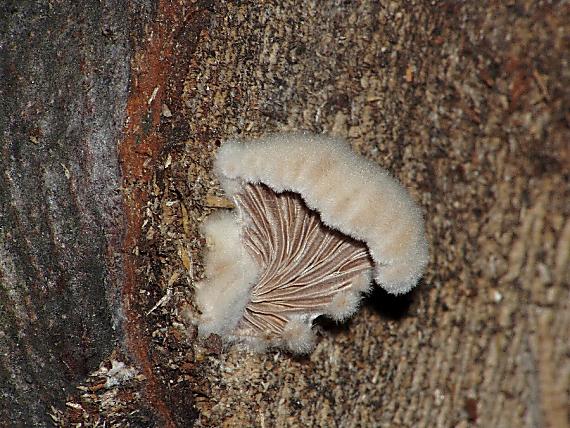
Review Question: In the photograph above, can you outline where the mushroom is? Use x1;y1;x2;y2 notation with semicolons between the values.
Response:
195;133;428;353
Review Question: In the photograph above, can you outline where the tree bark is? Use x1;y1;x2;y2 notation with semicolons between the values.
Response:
0;0;135;424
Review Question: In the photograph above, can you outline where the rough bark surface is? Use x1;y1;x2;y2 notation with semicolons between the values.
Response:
0;1;137;424
1;0;568;427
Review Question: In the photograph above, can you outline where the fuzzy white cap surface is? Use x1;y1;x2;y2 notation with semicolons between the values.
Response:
216;132;429;295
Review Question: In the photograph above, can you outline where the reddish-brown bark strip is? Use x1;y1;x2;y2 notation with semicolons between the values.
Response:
117;1;211;425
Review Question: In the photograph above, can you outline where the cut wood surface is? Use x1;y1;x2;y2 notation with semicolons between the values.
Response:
1;1;568;427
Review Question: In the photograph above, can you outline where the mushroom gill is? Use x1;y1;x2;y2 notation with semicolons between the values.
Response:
232;183;373;353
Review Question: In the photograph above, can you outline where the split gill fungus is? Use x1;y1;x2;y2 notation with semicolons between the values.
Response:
195;133;429;354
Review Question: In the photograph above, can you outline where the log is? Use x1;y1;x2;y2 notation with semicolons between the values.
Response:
1;1;568;427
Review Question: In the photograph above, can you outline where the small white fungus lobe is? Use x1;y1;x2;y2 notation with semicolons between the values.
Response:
194;211;259;337
196;132;429;353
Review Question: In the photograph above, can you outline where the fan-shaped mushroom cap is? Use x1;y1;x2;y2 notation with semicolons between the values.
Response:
196;133;429;353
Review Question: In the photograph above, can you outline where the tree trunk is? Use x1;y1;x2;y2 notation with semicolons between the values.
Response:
1;1;568;427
